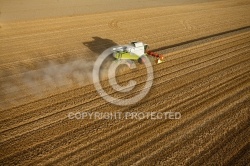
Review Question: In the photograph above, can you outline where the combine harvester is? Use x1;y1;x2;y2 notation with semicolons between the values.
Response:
112;42;164;65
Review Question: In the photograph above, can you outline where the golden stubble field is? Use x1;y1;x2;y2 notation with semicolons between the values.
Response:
0;0;249;165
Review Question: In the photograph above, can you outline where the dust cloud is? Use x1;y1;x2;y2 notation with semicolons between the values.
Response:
1;58;96;102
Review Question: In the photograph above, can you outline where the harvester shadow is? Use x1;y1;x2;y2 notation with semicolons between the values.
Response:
83;37;120;80
82;36;118;55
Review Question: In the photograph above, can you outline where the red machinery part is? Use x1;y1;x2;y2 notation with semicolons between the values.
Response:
147;50;163;59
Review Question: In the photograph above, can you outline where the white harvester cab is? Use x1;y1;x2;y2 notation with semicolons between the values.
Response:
129;42;147;56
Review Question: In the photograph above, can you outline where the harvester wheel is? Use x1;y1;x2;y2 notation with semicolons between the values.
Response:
138;56;147;64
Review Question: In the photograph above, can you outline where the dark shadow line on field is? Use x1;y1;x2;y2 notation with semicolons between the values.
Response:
151;26;250;52
82;36;118;55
